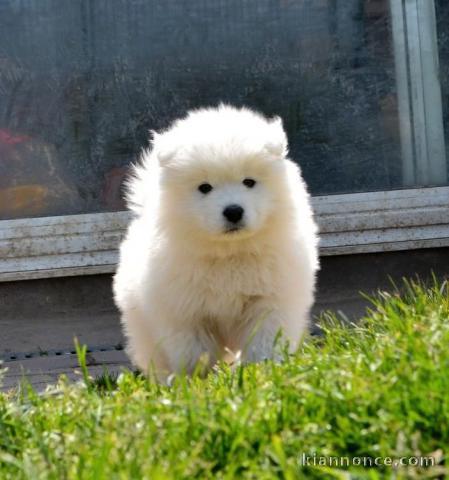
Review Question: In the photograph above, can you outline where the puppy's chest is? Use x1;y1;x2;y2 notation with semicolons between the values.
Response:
195;256;276;314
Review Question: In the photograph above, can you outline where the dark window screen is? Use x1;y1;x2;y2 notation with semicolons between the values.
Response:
0;0;402;219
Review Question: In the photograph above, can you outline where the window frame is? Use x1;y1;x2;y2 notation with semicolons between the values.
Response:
390;0;446;186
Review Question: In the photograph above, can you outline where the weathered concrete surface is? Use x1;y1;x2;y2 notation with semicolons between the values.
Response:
0;275;120;356
1;247;449;390
314;247;449;320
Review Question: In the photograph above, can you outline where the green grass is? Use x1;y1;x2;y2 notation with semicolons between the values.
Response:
1;278;449;479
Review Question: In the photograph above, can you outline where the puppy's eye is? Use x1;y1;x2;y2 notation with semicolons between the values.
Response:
198;183;213;194
243;178;256;188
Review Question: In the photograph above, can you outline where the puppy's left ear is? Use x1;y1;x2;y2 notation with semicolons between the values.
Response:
264;116;288;158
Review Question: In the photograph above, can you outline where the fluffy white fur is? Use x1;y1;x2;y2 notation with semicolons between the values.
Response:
113;105;319;379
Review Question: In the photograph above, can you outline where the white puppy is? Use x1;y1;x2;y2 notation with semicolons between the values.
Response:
113;105;319;378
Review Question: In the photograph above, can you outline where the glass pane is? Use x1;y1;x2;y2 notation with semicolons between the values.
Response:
0;0;437;220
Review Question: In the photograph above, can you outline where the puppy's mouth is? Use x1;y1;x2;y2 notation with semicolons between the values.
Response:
224;223;245;234
216;222;255;241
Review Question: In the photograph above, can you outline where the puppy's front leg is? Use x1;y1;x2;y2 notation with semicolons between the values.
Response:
162;328;215;375
241;301;305;363
242;317;285;363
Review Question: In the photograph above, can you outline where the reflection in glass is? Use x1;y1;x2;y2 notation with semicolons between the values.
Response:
0;0;446;220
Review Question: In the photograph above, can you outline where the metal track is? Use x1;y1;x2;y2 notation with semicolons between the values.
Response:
0;343;124;363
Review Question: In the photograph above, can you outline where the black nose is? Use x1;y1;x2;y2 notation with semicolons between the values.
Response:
223;204;244;223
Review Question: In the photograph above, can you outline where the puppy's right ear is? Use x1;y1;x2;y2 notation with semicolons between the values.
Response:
150;130;177;167
264;117;288;159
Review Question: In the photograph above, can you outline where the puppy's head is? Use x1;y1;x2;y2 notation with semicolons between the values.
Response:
152;105;290;242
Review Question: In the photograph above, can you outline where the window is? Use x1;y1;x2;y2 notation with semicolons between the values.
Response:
1;0;448;280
